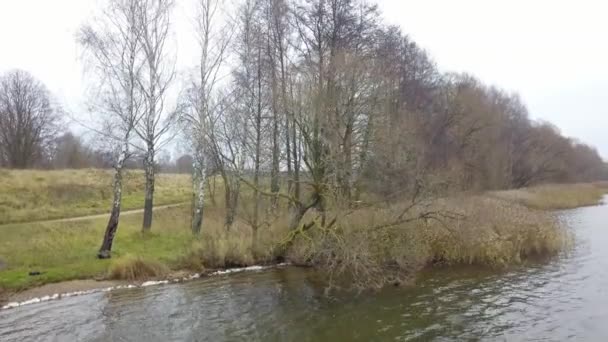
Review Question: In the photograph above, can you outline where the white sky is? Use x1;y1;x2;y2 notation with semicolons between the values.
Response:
1;0;607;157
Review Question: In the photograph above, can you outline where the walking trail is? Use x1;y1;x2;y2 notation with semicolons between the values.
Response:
0;203;187;227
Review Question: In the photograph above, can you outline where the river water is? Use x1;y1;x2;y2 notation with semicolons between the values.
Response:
1;202;608;341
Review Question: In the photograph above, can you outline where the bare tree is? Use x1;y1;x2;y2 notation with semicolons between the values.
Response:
0;70;61;168
214;92;249;228
135;0;178;232
182;0;233;234
276;0;382;228
231;0;268;236
79;0;145;258
263;0;286;206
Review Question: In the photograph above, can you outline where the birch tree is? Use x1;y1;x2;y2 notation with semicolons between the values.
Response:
184;0;232;234
230;0;267;235
79;0;145;258
135;0;177;232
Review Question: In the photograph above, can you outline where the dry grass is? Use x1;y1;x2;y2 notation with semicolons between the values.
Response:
288;194;572;290
0;168;190;224
107;255;169;280
422;196;570;265
178;211;289;270
490;182;608;210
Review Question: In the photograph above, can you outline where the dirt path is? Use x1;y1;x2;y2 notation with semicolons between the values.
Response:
0;203;187;227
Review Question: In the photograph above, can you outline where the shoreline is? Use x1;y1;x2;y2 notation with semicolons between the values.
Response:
1;184;605;311
0;263;290;311
0;254;560;312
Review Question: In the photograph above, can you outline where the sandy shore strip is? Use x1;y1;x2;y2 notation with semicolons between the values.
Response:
0;264;289;311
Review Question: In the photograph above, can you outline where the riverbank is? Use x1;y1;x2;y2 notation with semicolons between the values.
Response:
0;182;606;305
489;182;608;210
1;264;290;310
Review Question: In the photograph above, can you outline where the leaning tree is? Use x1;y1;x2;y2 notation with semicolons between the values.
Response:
79;0;146;259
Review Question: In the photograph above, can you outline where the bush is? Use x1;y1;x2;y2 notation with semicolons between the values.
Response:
288;194;571;291
191;229;255;268
107;255;169;281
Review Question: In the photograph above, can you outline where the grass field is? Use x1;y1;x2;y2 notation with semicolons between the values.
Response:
0;204;289;291
0;169;191;224
0;169;605;294
0;205;187;290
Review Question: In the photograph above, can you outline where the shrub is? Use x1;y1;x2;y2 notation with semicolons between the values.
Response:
107;255;169;281
288;194;571;291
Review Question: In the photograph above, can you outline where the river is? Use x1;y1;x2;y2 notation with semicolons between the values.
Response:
1;202;607;341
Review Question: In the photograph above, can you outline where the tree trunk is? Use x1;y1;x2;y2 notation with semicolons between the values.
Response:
98;202;121;259
288;194;319;231
191;153;206;235
253;140;260;230
353;114;373;202
341;122;353;202
142;146;155;232
98;147;127;259
207;175;217;206
253;44;262;229
268;42;280;208
251;226;259;257
292;117;300;202
222;171;239;229
228;177;240;228
288;204;307;231
285;112;292;195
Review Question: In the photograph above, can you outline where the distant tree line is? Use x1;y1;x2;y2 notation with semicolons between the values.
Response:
1;0;607;257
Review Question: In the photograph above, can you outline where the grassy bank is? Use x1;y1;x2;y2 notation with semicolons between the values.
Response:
0;204;287;291
0;169;190;224
489;183;608;210
0;179;604;295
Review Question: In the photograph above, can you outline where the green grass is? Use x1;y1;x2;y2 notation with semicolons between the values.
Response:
0;203;286;291
0;206;192;290
0;169;191;224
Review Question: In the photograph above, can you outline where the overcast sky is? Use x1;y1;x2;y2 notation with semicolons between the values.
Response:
1;0;607;157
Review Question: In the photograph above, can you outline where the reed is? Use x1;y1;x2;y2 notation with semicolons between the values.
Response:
288;194;572;290
490;183;606;210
